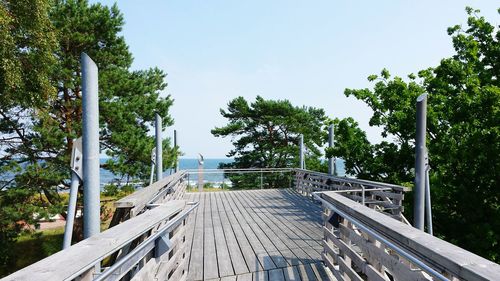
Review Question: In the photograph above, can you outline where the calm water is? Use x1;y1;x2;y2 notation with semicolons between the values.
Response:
101;158;345;186
1;158;345;187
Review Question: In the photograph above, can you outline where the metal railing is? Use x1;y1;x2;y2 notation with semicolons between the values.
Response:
314;191;500;281
3;200;198;281
110;171;188;226
184;167;294;191
293;169;409;221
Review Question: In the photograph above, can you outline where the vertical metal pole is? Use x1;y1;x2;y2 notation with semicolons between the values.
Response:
155;113;163;182
149;163;155;185
149;148;155;186
299;134;304;169
361;185;365;206
198;163;203;191
414;93;427;231
63;172;80;249
81;53;100;239
328;125;335;175
198;154;204;192
425;150;433;235
174;130;179;173
260;169;263;189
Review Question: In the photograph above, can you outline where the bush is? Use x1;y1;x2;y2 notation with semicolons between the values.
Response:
121;185;135;195
102;184;120;197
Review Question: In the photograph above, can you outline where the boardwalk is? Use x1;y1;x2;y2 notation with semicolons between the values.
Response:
185;189;331;281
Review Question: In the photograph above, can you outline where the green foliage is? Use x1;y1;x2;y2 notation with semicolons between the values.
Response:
0;0;175;269
0;0;58;271
212;96;326;188
120;185;135;195
102;184;119;197
329;8;499;261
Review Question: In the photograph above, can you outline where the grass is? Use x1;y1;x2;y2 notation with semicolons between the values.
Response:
13;227;65;273
5;194;119;276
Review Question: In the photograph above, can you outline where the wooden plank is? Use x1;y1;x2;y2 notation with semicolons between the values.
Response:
320;191;500;281
323;252;344;281
4;201;186;281
324;226;387;281
338;224;427;281
310;262;331;281
237;272;253;281
114;171;185;216
253;270;269;281
204;193;220;280
283;266;302;281
188;193;205;281
219;193;264;273
215;193;249;275
212;193;235;277
248;190;322;244
269;268;286;281
298;263;319;281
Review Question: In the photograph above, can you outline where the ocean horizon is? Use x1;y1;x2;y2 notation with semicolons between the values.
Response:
100;157;346;186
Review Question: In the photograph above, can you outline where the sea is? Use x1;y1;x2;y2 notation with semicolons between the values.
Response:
0;158;345;188
101;158;345;187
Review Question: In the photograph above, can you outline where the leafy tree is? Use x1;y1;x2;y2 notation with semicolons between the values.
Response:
0;0;58;273
328;8;499;261
212;96;327;188
1;0;175;272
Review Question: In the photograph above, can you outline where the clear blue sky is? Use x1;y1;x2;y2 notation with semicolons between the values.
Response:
92;0;498;158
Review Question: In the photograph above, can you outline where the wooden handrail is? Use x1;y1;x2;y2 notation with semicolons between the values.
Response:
318;191;500;281
113;171;187;218
3;201;187;281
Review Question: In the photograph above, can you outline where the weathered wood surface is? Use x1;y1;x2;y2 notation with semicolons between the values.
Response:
185;189;335;281
2;201;186;281
114;171;186;217
294;170;407;220
320;191;500;281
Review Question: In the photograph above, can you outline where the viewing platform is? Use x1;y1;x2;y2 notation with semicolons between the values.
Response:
3;169;500;281
185;189;327;281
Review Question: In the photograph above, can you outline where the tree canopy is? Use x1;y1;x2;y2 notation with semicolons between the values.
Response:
212;96;327;187
213;96;326;168
328;7;499;261
0;0;175;272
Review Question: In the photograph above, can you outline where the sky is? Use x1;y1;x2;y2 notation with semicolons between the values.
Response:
92;0;498;158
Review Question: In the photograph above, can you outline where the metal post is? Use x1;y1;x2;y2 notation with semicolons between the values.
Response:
328;125;335;175
425;150;433;235
63;137;83;249
361;184;365;206
174;130;179;173
81;53;100;239
260;169;263;189
155;113;163;182
414;93;427;231
299;134;304;169
149;148;155;185
198;154;204;192
63;172;80;249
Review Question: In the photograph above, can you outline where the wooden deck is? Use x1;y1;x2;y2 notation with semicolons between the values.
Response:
184;189;332;281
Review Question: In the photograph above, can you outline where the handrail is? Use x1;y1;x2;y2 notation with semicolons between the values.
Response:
294;168;409;192
316;191;500;281
184;167;294;174
113;171;187;217
314;192;447;281
3;200;190;281
94;201;199;281
293;168;408;221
